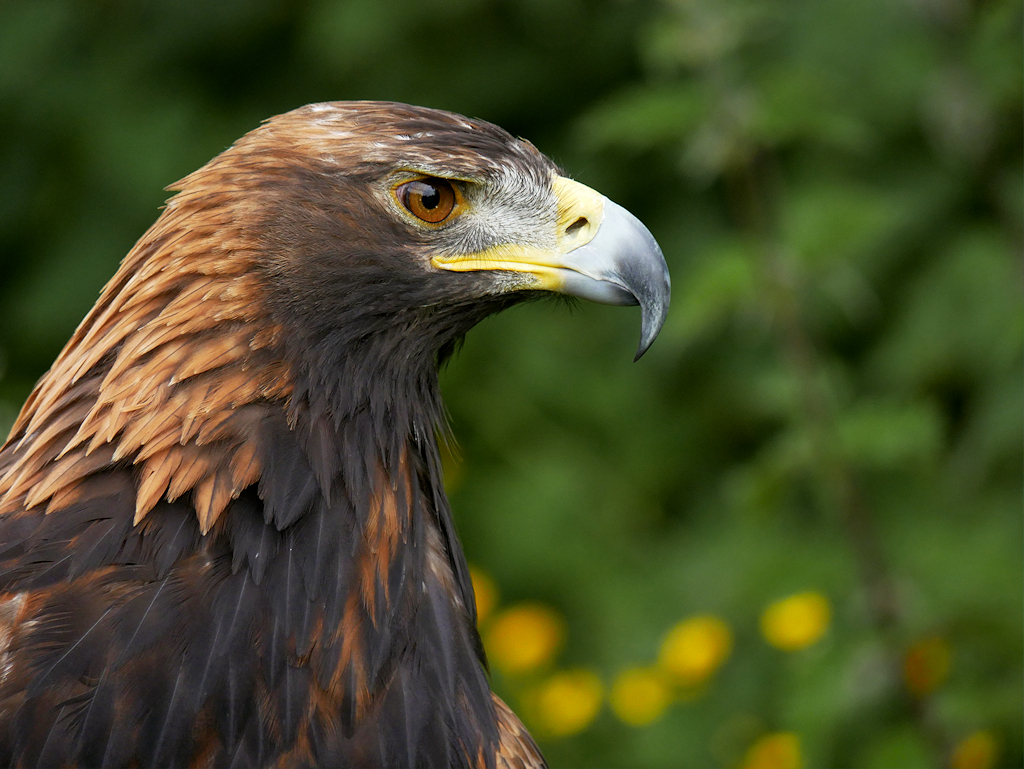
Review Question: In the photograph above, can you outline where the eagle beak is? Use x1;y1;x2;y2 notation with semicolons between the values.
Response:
432;176;671;360
549;179;671;361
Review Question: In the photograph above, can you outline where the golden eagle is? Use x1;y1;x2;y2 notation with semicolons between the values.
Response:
0;102;669;768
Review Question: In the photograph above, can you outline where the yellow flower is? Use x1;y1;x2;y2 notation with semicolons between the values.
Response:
742;732;803;769
469;566;498;625
658;615;732;685
760;592;830;651
950;731;998;769
903;636;951;697
531;669;603;736
609;667;672;726
485;603;565;675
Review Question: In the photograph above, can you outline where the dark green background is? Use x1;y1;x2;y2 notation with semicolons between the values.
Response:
0;1;1020;766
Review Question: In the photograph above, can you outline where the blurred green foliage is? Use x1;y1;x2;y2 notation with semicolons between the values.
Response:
0;0;1020;766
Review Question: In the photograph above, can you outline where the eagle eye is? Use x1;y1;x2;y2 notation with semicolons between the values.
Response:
396;178;457;224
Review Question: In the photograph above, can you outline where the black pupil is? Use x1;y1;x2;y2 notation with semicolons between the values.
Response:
418;182;440;210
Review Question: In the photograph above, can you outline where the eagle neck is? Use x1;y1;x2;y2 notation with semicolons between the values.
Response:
266;359;493;752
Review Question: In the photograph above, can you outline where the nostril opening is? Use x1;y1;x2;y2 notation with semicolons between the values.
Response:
565;217;588;236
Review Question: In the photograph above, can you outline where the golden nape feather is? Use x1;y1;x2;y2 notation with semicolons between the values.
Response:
0;140;289;532
0;101;668;768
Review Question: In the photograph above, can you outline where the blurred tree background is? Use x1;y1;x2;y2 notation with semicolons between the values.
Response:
0;0;1020;766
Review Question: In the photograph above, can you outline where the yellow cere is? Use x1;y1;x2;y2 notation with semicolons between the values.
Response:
658;615;733;685
760;591;831;651
468;566;498;626
609;667;672;727
484;603;565;675
950;730;999;769
903;636;952;697
742;733;803;769
550;175;604;252
530;669;603;737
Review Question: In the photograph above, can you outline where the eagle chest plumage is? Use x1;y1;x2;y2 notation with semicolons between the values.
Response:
0;101;668;768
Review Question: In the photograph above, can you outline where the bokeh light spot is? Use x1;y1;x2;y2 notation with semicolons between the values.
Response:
903;636;952;696
485;603;565;675
469;565;498;625
530;669;603;736
950;730;998;769
760;592;830;651
742;732;803;769
658;614;733;685
609;667;672;726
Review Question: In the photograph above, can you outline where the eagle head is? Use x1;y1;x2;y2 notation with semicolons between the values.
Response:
198;101;669;370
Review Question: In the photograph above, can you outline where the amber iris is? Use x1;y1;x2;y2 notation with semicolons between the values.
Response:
397;178;457;223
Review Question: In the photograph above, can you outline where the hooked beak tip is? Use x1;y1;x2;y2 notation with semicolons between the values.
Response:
555;198;672;360
635;300;668;360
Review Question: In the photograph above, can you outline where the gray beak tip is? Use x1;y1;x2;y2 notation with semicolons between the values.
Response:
603;207;669;361
553;197;672;361
633;279;670;361
634;337;655;363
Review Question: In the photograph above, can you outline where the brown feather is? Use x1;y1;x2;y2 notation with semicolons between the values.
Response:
0;101;562;767
165;444;215;501
362;459;410;608
192;465;235;533
134;449;181;517
493;694;547;769
0;167;292;523
228;440;262;494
